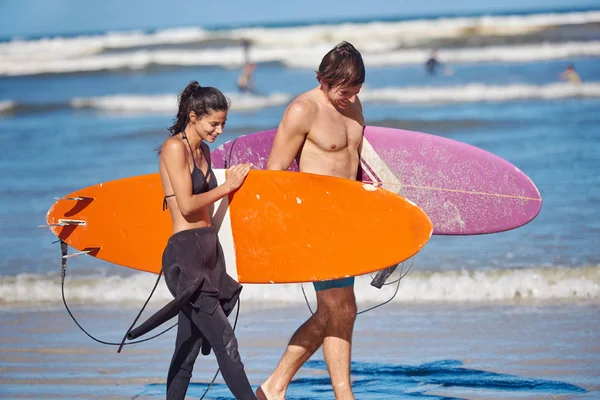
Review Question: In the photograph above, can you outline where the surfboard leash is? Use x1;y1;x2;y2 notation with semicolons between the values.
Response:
57;239;177;347
300;258;415;316
116;266;167;353
359;259;415;315
58;239;241;400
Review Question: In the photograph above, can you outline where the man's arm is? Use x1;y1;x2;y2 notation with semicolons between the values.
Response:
266;99;315;171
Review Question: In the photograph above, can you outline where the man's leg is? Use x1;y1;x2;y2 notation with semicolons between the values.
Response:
258;302;328;399
321;285;357;400
258;278;356;400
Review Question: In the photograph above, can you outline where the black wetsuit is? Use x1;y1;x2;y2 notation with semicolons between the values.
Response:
156;133;256;399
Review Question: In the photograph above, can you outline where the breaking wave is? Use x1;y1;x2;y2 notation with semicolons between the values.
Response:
1;9;600;75
2;82;598;116
1;265;598;307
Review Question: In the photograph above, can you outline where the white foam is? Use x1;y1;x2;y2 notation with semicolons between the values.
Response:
1;266;598;307
0;27;212;59
2;10;599;59
360;82;600;103
0;100;15;112
1;40;599;76
70;91;292;113
2;81;596;118
285;41;600;68
61;82;600;115
2;10;600;76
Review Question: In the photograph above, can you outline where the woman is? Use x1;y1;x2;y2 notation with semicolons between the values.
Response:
158;81;256;399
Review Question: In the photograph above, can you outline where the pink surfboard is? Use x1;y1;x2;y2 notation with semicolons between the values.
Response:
211;126;542;235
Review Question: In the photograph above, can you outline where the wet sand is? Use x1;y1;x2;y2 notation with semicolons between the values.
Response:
1;301;598;399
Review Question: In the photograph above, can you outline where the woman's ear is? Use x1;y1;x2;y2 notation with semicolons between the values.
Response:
188;111;197;124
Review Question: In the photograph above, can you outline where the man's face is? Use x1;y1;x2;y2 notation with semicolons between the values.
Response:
326;84;362;110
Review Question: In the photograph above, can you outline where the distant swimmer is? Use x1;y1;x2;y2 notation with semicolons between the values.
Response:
237;62;257;93
240;38;251;64
425;49;441;75
425;49;453;76
237;38;258;94
560;64;582;85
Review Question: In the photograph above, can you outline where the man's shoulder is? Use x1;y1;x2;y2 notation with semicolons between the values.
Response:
285;92;319;118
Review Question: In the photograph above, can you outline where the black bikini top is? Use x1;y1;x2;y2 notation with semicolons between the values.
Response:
163;132;217;210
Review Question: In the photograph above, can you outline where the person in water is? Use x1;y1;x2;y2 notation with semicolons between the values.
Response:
425;49;453;76
237;38;258;93
157;81;256;400
560;64;582;84
425;49;441;75
238;62;257;93
258;41;365;400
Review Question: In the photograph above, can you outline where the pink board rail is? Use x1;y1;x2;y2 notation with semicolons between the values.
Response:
211;126;542;235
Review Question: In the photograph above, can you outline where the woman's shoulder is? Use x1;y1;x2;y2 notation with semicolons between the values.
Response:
161;136;185;158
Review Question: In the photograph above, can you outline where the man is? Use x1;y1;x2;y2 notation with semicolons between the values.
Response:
257;41;365;400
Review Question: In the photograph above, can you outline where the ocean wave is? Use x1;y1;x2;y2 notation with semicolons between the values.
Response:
1;266;598;307
2;83;597;116
2;10;599;59
1;40;599;76
70;91;292;113
362;82;600;103
0;100;15;112
285;41;600;68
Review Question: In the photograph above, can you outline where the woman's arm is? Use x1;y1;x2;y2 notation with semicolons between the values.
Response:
161;139;249;219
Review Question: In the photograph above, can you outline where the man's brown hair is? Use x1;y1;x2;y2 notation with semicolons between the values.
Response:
316;41;365;88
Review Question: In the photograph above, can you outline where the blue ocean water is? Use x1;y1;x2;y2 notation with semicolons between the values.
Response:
1;7;599;286
0;5;599;399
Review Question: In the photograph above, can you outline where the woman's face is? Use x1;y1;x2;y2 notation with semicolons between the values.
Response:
191;110;228;143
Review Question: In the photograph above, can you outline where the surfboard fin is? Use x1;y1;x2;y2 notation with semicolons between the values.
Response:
39;219;87;228
54;196;93;201
370;264;398;289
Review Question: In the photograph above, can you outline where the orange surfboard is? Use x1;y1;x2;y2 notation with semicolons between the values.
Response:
46;170;432;284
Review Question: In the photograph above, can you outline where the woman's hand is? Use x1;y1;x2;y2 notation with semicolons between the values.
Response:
225;163;253;192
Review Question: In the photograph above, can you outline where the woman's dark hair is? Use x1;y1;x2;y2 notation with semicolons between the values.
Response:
316;41;365;88
167;81;230;136
157;81;229;153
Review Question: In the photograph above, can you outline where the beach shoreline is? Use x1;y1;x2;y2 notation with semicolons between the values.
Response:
2;301;598;399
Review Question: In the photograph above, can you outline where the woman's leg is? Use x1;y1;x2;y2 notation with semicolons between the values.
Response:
166;311;203;400
188;305;256;400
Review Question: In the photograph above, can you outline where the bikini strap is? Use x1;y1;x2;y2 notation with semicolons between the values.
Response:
200;142;210;164
163;194;176;210
181;132;200;169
